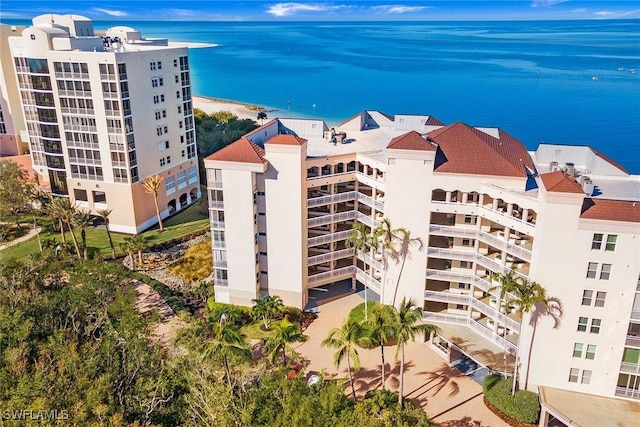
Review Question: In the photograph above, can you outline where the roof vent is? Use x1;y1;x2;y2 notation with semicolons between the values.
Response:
564;162;576;177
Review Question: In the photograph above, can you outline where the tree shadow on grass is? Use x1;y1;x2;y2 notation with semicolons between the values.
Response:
437;416;489;427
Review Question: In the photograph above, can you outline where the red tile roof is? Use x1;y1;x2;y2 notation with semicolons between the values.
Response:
387;131;436;151
581;199;640;223
266;134;307;146
427;122;534;177
539;171;585;194
205;137;266;164
426;116;445;126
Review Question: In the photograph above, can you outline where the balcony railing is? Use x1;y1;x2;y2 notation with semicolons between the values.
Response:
615;386;640;400
307;191;356;207
356;250;384;271
308;248;354;266
422;312;517;356
356;211;381;229
214;260;228;269
209;200;224;209
357;192;384;212
209;220;225;229
429;225;532;261
308;230;352;247
308;265;354;284
631;309;640;321
211;239;226;249
424;290;520;332
620;362;640;374
626;335;640;347
307;210;357;227
427;247;528;280
355;267;382;293
214;278;228;287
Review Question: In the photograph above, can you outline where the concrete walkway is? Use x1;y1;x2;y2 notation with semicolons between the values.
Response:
294;293;508;427
0;224;41;250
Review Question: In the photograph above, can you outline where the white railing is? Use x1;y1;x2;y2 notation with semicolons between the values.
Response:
209;200;224;209
428;248;529;281
211;240;226;249
308;230;353;247
209;220;225;229
214;260;228;269
423;290;520;332
357;192;384;212
356;250;384;271
620;362;640;374
355;171;385;190
631;309;640;321
626;335;640;347
306;170;353;182
214;279;228;287
355;267;382;293
307;191;357;207
423;312;517;356
429;225;532;261
307;210;357;227
308;248;354;266
308;265;355;284
615;386;640;400
425;269;515;300
356;211;381;228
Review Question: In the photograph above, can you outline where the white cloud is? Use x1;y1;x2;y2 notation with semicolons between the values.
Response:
92;8;128;17
570;8;587;13
372;5;430;14
266;2;345;17
531;0;569;8
594;9;639;18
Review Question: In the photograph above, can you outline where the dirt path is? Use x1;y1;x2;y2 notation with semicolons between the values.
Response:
132;280;186;354
0;224;41;250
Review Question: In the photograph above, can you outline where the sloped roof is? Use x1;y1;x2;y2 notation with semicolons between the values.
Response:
387;131;436;151
427;122;534;177
539;171;584;194
591;147;629;175
581;199;640;223
426;116;445;126
266;134;307;146
205;137;266;164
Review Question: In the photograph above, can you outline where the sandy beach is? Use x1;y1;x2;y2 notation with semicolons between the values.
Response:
192;95;277;122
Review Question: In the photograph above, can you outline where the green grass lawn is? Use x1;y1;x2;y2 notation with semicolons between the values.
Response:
240;322;276;341
0;199;210;262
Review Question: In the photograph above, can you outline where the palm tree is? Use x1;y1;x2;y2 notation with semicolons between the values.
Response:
345;222;375;319
46;198;66;244
490;270;550;395
363;303;397;390
263;317;306;367
322;319;366;401
489;269;521;378
391;228;423;306
524;296;562;390
394;297;439;407
51;197;81;259
202;321;251;387
120;234;147;268
97;209;116;260
257;111;267;124
142;174;165;232
373;218;405;303
251;295;284;330
74;209;92;260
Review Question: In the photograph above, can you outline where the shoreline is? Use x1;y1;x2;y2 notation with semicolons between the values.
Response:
192;95;279;121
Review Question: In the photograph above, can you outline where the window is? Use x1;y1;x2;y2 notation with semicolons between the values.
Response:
581;370;592;385
462;239;471;246
158;141;166;152
460;261;469;268
569;368;580;383
164;125;168;133
160;94;165;102
605;235;617;251
155;111;162;120
158;77;164;86
157;61;162;70
162;110;167;118
600;264;611;280
151;78;159;88
573;343;583;358
182;150;185;158
590;319;601;334
177;171;186;189
577;317;588;332
179;120;183;129
74;189;88;202
92;191;106;203
188;166;197;183
586;262;598;279
173;59;178;67
581;290;593;306
175;75;179;83
458;282;468;289
591;233;603;250
595;291;606;308
166;176;175;194
176;90;180;99
178;105;182;114
150;61;156;71
166;155;171;164
156;126;164;136
160;157;166;167
153;95;160;104
585;345;596;360
464;215;472;224
165;141;170;149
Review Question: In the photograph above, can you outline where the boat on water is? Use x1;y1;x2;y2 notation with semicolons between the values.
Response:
630;69;637;74
618;67;625;71
592;76;599;81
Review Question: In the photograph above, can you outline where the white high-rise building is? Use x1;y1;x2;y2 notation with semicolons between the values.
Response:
7;14;200;233
204;111;640;426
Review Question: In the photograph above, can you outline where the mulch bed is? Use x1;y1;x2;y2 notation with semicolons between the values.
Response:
483;397;537;427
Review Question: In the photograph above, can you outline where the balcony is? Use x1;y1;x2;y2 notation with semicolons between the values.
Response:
356;250;384;271
427;247;528;281
626;335;640;347
308;248;354;267
307;265;354;285
214;260;228;269
355;267;382;294
308;230;352;247
308;211;357;227
423;311;517;357
631;309;640;321
615;386;640;400
620;362;640;374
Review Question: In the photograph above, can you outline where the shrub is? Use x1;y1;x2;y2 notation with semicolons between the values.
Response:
483;374;540;424
167;240;212;283
206;298;251;326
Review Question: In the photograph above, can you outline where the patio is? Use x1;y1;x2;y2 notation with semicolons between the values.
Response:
294;293;509;426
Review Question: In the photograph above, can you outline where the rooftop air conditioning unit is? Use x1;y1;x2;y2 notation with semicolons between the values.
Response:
549;161;559;172
565;162;576;177
581;176;594;196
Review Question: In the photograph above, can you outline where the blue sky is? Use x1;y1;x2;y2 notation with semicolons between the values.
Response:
1;1;639;21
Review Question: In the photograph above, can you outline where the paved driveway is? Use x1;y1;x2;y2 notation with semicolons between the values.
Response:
294;293;509;427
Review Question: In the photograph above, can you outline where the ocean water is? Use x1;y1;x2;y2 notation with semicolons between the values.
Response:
5;19;640;173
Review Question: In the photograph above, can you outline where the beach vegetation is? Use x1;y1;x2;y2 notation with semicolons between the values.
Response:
483;374;540;424
0;160;37;229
